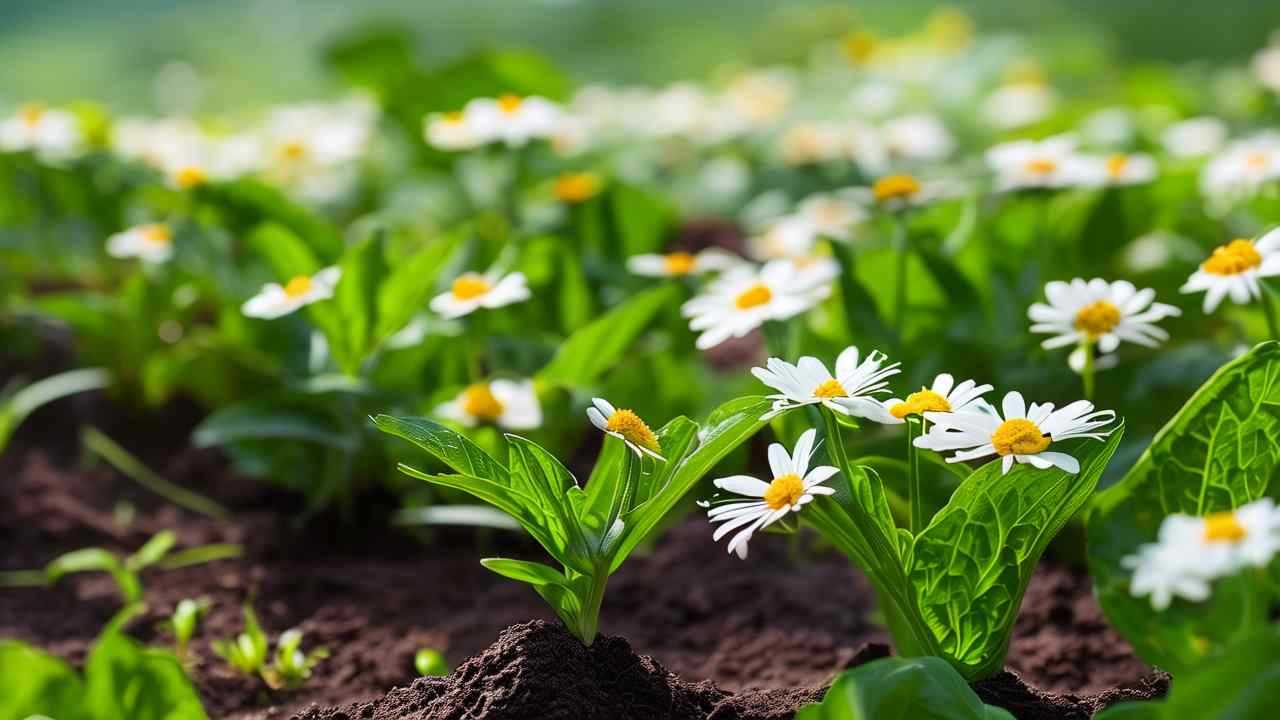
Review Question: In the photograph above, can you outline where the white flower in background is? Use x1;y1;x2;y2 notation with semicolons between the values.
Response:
681;260;830;350
845;120;889;174
111;116;204;169
750;215;820;260
464;94;563;147
424;110;485;152
1029;278;1181;356
796;192;867;241
752;347;901;422
154;132;261;190
436;379;542;430
885;373;993;421
915;391;1116;474
724;69;794;129
0;103;83;160
1253;42;1280;93
627;249;741;277
707;429;837;559
106;223;175;264
848;81;900;118
646;83;713;139
865;173;952;210
986;136;1083;191
778;123;847;166
429;270;531;319
1078;153;1158;187
785;255;841;292
1181;229;1280;313
586;397;663;459
242;267;341;319
262;99;374;169
1161;117;1228;159
1201;133;1280;198
981;82;1056;130
1125;498;1280;610
1081;108;1136;148
882;113;954;162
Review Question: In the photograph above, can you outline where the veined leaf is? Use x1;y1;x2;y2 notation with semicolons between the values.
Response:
480;558;569;587
796;656;1014;720
506;435;594;573
909;427;1124;680
1089;342;1280;673
536;284;676;389
374;415;509;483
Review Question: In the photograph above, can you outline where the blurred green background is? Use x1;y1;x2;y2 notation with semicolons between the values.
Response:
3;0;1280;112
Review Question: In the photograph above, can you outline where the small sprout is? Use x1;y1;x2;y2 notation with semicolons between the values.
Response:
415;648;449;677
212;604;269;676
213;603;328;690
265;628;329;690
168;597;210;664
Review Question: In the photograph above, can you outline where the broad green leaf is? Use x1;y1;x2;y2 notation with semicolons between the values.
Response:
193;405;358;452
909;427;1124;680
84;624;208;720
831;241;895;348
374;230;465;343
610;182;675;257
506;435;593;572
1089;342;1280;673
796;656;1014;720
206;180;342;260
480;558;569;587
536;284;676;389
374;415;510;483
0;640;86;720
636;416;699;508
915;245;982;309
333;231;388;372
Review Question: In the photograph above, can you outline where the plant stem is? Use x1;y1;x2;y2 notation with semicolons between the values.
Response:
891;216;909;341
1261;289;1280;341
82;427;230;520
1080;340;1096;401
576;570;609;646
906;417;924;534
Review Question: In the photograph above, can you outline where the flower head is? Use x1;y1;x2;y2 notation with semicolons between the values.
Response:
1080;153;1158;187
586;397;663;459
463;94;564;148
1201;134;1280;200
752;347;901;422
424;110;484;152
0;102;83;161
627;249;741;278
1181;229;1280;313
435;379;542;430
885;373;992;421
1029;279;1180;360
1161;117;1227;159
681;260;830;350
553;172;603;203
106;223;174;264
985;135;1084;191
915;391;1115;474
242;267;342;319
881;113;954;162
707;429;838;559
430;271;531;320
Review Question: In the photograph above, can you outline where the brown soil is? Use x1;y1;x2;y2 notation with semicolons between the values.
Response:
0;391;1167;720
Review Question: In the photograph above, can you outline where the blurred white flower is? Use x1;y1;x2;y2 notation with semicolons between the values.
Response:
463;94;563;147
750;215;820;261
0;103;83;161
778;122;846;166
1077;153;1158;187
981;82;1056;130
882;113;954;162
1161;117;1228;158
681;260;830;350
985;135;1085;191
436;379;542;430
796;192;867;240
242;267;341;319
424;110;485;152
1252;43;1280;93
430;271;531;319
106;223;174;264
627;249;741;278
1181;228;1280;313
1201;133;1280;199
1081;108;1135;148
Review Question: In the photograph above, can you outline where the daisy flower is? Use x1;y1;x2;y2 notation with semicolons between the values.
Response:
1029;278;1181;355
0;102;83;161
1081;153;1158;187
778;123;847;166
752;347;901;422
429;271;531;320
626;249;740;278
681;260;830;350
1180;229;1280;313
106;223;174;264
981;82;1056;131
885;373;993;421
915;391;1116;474
1125;498;1280;610
1200;133;1280;199
881;113;954;162
242;267;341;319
865;173;956;211
1161;117;1227;159
985;135;1083;191
749;215;820;260
424;110;485;152
435;379;542;430
707;429;837;559
464;94;563;148
796;192;867;241
586;397;663;459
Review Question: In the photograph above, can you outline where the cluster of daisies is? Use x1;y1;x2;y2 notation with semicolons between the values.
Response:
1125;498;1280;611
704;345;1117;558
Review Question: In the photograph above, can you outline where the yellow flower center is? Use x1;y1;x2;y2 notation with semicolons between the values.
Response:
843;31;879;64
140;224;172;246
813;379;848;399
1246;152;1270;171
554;172;601;203
1202;511;1247;543
1202;239;1262;276
280;140;308;161
451;274;492;300
734;284;773;310
1105;154;1129;178
19;103;45;128
1073;300;1122;338
763;473;806;510
890;388;952;419
663;252;697;275
605;409;661;453
461;383;504;421
498;94;523;114
174;166;207;189
284;275;313;298
443;110;465;124
873;174;922;203
991;418;1050;456
1025;158;1058;175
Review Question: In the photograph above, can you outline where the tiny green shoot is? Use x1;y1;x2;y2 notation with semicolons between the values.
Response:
212;603;329;690
415;648;449;677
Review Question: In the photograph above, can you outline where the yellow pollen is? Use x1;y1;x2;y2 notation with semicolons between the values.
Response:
1246;152;1270;170
1202;511;1247;543
174;166;207;189
461;383;504;421
1025;158;1057;175
451;274;492;300
140;224;172;246
991;418;1050;456
764;473;805;510
498;94;523;114
734;284;773;310
1202;239;1262;276
18;103;45;128
873;174;922;203
662;252;697;275
890;388;952;419
280;140;308;161
284;275;313;298
813;379;848;399
605;409;661;453
1105;154;1129;178
1073;300;1122;338
554;172;601;203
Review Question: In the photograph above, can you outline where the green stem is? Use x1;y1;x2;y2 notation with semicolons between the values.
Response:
82;427;230;520
576;570;610;646
906;417;924;534
891;217;909;341
1080;340;1096;401
1261;289;1280;341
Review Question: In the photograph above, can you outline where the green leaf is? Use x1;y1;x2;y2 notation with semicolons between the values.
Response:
505;435;593;572
83;624;209;720
246;222;323;279
480;558;569;587
45;548;141;604
0;368;109;453
124;532;177;572
206;180;342;260
796;656;1014;720
374;415;510;483
1089;342;1280;673
915;245;982;309
374;230;465;343
831;241;895;348
0;640;86;720
909;426;1124;680
536;284;676;389
610;182;675;257
193;405;358;452
333;231;388;372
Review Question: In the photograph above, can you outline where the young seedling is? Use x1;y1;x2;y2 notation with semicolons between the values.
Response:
213;603;329;690
167;597;210;665
415;648;449;677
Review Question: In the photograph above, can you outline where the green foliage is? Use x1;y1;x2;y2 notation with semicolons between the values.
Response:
796;656;1014;720
44;531;177;606
1089;343;1280;673
212;603;328;690
0;367;109;456
536;284;678;389
167;598;210;664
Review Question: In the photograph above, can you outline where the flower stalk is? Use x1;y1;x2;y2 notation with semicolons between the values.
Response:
906;416;925;534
